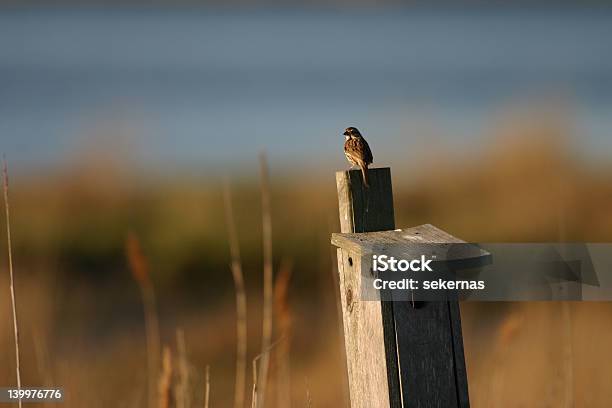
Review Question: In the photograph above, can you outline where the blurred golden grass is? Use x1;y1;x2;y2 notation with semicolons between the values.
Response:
126;232;160;408
1;123;612;406
223;181;248;408
158;347;173;408
273;259;293;408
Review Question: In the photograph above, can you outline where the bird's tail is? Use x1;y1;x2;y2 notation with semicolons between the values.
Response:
361;164;369;188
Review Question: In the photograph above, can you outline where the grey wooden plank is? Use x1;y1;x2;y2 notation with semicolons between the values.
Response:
336;167;402;408
337;247;394;408
331;224;463;255
331;225;488;262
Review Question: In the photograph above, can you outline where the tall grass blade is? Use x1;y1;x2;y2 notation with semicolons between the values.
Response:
3;158;22;408
257;152;274;408
176;329;190;408
204;365;210;408
223;180;248;408
126;232;161;408
274;259;293;408
158;347;174;408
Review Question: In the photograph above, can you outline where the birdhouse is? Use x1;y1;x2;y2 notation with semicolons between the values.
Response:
332;168;488;408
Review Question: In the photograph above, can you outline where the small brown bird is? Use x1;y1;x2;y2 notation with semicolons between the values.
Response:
343;127;373;187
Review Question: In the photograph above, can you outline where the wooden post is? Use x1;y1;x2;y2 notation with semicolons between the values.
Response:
336;168;401;408
334;168;470;408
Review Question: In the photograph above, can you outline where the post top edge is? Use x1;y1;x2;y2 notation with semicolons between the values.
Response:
332;224;489;260
332;224;468;249
335;166;391;176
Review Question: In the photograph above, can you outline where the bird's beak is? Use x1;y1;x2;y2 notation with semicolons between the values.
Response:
343;131;349;136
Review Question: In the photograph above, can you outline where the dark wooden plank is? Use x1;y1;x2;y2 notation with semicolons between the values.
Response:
336;168;396;233
379;257;471;408
394;301;459;408
336;167;402;408
449;301;470;407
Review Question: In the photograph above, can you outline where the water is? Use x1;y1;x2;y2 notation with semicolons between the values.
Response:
1;8;611;170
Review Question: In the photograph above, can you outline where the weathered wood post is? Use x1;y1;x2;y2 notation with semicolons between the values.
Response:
332;168;471;408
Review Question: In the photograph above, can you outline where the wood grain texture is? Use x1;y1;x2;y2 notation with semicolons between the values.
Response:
449;301;470;407
336;167;402;408
331;224;488;260
333;225;474;407
334;168;470;408
337;247;395;408
336;168;395;233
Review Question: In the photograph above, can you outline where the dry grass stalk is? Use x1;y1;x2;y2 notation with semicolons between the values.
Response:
251;386;257;408
305;379;312;408
223;180;248;408
251;338;283;408
251;359;258;408
126;232;161;408
175;329;191;408
257;152;274;408
204;365;210;408
274;259;293;408
3;159;22;408
126;231;151;287
159;347;174;408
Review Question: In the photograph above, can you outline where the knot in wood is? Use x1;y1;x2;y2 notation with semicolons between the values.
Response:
346;287;354;313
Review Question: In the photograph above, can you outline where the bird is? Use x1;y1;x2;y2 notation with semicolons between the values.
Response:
343;127;373;187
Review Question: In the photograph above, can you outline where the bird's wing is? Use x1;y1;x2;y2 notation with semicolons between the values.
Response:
362;138;373;164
